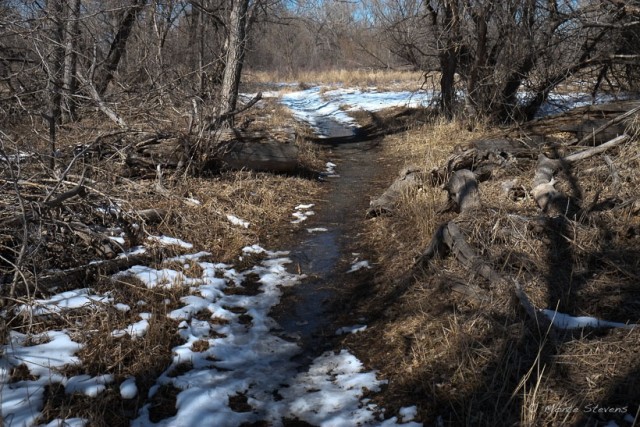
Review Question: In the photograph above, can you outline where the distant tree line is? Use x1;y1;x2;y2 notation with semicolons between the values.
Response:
0;0;638;130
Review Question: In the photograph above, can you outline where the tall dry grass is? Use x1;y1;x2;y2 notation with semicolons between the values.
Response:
246;68;433;90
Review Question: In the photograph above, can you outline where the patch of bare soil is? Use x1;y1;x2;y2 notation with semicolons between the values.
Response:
340;104;640;426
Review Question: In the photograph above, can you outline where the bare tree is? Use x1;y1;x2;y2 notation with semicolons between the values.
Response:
63;0;81;122
94;0;147;96
218;0;250;123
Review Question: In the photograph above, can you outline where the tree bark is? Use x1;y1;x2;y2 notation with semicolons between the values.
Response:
217;0;250;124
94;0;147;96
62;0;81;122
367;167;423;217
45;0;65;171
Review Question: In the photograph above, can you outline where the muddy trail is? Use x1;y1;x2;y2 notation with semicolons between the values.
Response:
272;123;394;362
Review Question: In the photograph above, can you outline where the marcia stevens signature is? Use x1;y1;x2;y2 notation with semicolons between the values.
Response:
543;403;629;414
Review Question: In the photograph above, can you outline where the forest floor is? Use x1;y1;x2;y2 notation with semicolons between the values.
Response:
1;78;639;427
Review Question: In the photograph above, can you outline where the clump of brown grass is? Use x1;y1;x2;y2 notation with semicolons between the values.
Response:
365;118;490;281
345;112;640;426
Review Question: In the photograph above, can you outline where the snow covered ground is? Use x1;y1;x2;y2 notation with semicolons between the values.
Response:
1;238;421;426
280;87;435;137
275;85;630;136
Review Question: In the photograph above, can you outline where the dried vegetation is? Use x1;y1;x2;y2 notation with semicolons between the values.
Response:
346;105;640;426
0;91;322;423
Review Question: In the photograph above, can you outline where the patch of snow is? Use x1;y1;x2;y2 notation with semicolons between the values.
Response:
279;349;387;426
541;309;636;330
291;210;315;224
400;406;419;422
307;227;328;233
115;303;131;312
323;161;340;178
184;197;202;206
226;214;250;228
108;236;126;245
41;418;88;427
336;325;368;335
65;374;113;397
117;245;146;258
123;265;198;289
17;289;112;316
242;244;267;255
280;87;434;137
291;204;316;224
120;377;138;399
129;247;416;426
147;235;193;249
1;331;83;426
112;314;152;339
347;260;371;273
295;203;315;210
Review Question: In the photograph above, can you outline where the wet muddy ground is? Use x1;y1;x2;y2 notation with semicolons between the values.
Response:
271;123;394;363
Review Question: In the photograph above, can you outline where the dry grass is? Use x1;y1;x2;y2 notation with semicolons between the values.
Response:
344;115;640;426
0;86;327;425
246;68;432;91
366;118;490;280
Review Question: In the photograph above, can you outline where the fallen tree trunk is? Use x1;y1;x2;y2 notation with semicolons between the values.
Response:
37;252;150;290
516;100;640;144
367;166;423;217
418;221;500;284
531;134;630;212
216;141;299;173
446;169;481;214
125;129;299;176
568;105;640;146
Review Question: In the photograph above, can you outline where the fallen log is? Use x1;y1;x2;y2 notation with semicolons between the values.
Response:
517;100;640;144
446;169;481;214
37;253;150;290
216;141;299;173
568;105;640;146
419;221;500;284
367;166;423;217
531;134;630;212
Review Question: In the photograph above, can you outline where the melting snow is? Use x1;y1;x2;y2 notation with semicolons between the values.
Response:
226;214;250;228
280;87;434;137
323;161;339;178
336;325;368;335
292;204;316;224
541;309;636;330
348;260;372;273
307;227;328;233
17;289;112;316
120;377;138;399
147;235;194;249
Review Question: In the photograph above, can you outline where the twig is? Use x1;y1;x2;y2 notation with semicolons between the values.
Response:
76;69;128;129
603;155;620;192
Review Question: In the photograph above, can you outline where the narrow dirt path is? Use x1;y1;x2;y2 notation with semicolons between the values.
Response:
272;129;390;360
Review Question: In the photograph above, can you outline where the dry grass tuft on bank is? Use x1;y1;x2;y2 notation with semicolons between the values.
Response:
346;106;640;427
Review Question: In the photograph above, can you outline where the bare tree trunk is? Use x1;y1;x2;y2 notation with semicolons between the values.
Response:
218;0;249;124
94;0;147;96
63;0;81;122
46;0;65;170
439;2;459;119
197;4;206;96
